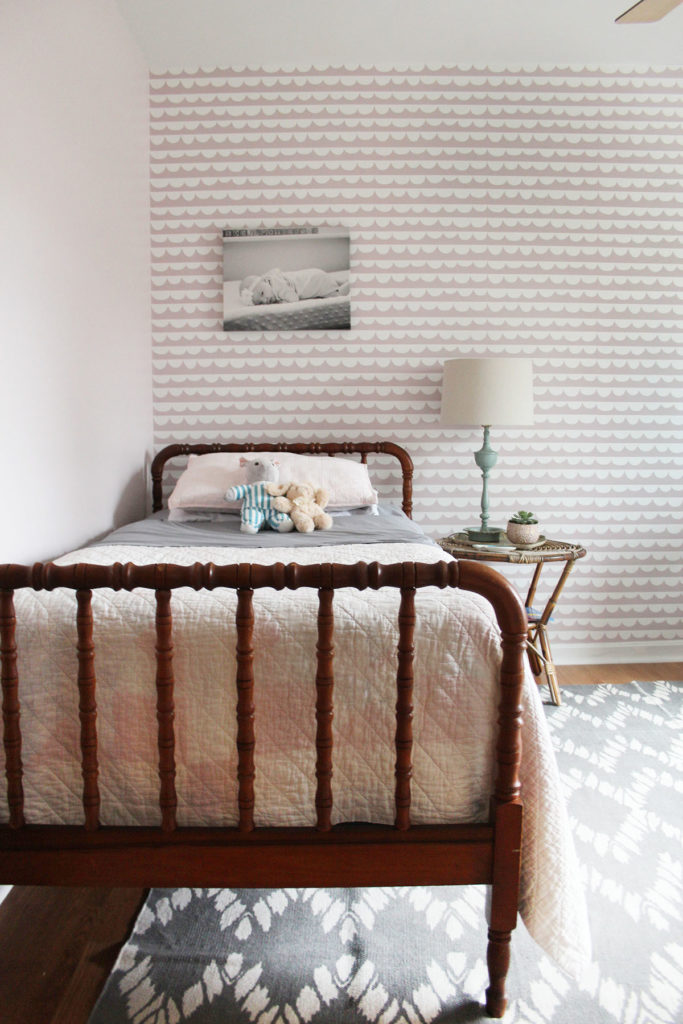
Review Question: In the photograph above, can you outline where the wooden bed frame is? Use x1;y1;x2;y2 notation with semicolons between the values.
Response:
0;441;527;1017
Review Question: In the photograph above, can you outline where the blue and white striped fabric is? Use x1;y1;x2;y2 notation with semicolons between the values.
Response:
227;482;292;533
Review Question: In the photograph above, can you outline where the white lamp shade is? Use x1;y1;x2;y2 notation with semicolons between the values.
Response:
440;357;534;427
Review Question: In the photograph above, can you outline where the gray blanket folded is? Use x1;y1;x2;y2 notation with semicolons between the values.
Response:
94;504;436;549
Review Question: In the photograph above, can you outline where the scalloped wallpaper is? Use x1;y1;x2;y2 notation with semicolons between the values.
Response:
150;66;682;657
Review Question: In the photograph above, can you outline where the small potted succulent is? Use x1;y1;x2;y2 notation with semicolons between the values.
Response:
506;510;541;546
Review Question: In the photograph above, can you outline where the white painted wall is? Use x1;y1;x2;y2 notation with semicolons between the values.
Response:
115;0;683;71
0;0;152;562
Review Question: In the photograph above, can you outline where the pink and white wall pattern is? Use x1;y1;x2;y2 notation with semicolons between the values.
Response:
150;67;683;655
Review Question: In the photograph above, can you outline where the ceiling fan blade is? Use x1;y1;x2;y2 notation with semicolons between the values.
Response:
616;0;683;22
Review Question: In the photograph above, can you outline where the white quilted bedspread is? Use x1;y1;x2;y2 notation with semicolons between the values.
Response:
6;538;590;974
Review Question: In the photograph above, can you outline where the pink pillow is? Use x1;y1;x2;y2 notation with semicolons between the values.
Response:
168;451;379;512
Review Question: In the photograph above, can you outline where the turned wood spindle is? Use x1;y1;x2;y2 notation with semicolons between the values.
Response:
76;589;100;830
235;588;255;832
486;928;512;1017
394;582;416;830
155;589;177;832
315;587;335;831
0;590;24;829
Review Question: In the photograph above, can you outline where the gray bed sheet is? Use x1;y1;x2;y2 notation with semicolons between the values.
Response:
94;504;437;549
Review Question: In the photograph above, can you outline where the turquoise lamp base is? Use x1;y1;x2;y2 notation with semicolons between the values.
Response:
465;426;503;542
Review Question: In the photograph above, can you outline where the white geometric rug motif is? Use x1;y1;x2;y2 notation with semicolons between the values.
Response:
89;682;683;1023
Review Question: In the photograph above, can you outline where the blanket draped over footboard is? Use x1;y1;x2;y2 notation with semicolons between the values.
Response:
0;552;589;969
2;557;522;830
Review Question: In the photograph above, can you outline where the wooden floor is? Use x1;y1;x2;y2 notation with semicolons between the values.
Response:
0;663;680;1024
0;888;146;1024
551;661;682;686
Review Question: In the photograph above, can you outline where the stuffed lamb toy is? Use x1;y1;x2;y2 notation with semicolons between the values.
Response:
226;457;294;534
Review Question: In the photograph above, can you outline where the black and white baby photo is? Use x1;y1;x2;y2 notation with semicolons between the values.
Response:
222;226;351;331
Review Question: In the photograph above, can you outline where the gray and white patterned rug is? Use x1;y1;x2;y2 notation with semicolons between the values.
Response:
89;682;683;1023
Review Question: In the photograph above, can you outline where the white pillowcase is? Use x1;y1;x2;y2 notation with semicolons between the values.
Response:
167;451;379;514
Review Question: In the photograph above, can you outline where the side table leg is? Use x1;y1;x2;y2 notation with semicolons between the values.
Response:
538;624;561;706
525;562;545;680
535;559;576;707
526;625;543;677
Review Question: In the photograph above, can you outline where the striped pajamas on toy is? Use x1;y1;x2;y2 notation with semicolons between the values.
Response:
227;482;292;533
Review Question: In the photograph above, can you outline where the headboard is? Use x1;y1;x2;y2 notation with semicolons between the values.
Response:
151;441;414;518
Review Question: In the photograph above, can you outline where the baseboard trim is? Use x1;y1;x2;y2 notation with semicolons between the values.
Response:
553;640;683;666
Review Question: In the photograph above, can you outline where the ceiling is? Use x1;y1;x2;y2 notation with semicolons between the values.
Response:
115;0;683;72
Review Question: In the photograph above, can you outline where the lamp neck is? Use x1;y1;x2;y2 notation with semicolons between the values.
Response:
473;425;498;533
474;425;498;471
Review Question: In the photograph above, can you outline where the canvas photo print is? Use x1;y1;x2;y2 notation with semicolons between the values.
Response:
222;226;351;331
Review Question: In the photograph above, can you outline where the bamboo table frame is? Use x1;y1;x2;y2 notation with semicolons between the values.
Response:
438;537;586;706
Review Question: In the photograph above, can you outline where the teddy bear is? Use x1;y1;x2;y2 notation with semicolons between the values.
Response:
273;482;333;533
225;457;294;534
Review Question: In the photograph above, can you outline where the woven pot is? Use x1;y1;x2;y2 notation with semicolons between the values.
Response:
506;520;540;545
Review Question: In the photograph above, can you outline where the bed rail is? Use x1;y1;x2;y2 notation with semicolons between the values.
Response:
0;556;526;1017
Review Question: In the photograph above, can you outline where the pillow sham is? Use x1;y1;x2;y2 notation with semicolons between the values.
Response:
167;451;379;513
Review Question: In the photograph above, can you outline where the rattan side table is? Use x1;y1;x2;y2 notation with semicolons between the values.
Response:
437;535;587;706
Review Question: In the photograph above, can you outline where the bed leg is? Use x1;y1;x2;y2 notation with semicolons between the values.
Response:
484;799;523;1018
485;929;511;1017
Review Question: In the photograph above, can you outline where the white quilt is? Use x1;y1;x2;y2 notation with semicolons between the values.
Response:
6;538;590;974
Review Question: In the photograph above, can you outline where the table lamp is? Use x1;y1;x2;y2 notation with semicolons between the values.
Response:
440;357;534;543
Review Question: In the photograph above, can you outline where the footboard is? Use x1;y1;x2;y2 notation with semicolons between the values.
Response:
1;557;526;1016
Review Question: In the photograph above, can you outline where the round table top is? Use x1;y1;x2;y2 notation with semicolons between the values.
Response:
437;534;587;564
